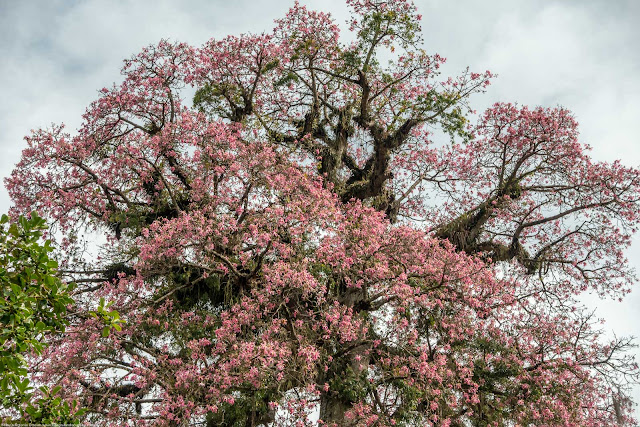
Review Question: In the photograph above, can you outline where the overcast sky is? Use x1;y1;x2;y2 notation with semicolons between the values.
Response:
1;0;639;414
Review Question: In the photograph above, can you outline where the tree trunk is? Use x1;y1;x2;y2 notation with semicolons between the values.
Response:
319;395;351;426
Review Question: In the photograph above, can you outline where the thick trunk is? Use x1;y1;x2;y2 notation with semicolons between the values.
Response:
318;336;371;424
318;349;371;425
317;279;372;425
319;395;351;426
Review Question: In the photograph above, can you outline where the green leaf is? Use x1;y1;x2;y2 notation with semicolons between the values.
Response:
35;321;46;332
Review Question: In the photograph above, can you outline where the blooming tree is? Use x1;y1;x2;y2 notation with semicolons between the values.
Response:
5;0;640;425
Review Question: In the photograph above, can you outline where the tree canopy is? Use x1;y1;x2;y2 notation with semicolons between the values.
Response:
5;0;640;425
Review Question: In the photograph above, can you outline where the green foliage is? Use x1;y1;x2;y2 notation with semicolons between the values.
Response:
0;212;82;423
328;364;370;403
193;83;242;118
205;389;277;427
88;297;125;337
274;71;300;88
18;385;86;424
